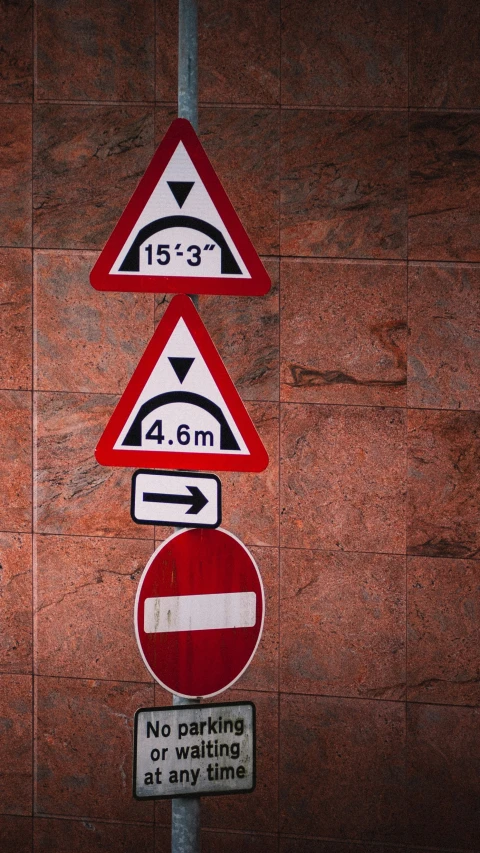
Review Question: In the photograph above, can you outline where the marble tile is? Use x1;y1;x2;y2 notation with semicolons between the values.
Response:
0;533;32;674
0;105;32;247
408;262;480;410
155;107;280;257
197;0;280;104
0;673;32;814
409;0;480;109
0;816;32;853
202;831;279;853
34;392;153;539
280;841;421;853
407;556;480;706
154;262;279;403
0;390;32;533
158;0;281;106
34;534;154;681
34;816;154;853
281;110;407;260
407;703;480;848
280;259;407;406
0;0;32;102
280;548;406;700
215;402;279;548
281;0;407;107
36;0;154;102
234;545;278;693
34;251;153;394
201;107;279;257
152;400;279;547
197;259;279;403
153;682;173;708
35;676;154;821
279;693;406;841
407;409;480;559
155;0;177;102
409;112;480;261
200;689;278;833
150;684;172;831
0;248;32;390
33;104;154;250
154;826;170;849
281;403;406;554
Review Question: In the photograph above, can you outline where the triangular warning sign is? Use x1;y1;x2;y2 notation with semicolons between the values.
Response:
95;294;269;473
90;118;271;296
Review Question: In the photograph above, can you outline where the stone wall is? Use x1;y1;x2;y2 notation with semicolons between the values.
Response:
1;1;479;850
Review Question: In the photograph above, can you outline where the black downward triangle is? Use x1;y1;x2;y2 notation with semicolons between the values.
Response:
168;357;195;384
167;181;194;208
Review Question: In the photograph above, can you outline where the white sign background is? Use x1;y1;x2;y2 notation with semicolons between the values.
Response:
114;316;249;458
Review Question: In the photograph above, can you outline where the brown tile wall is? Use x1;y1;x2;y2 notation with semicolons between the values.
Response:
0;1;479;850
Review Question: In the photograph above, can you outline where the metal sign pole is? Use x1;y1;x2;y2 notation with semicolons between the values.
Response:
178;0;198;319
178;0;198;132
171;694;201;852
172;4;200;851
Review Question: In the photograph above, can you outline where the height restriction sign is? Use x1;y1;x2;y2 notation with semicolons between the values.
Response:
95;294;268;472
90;118;270;296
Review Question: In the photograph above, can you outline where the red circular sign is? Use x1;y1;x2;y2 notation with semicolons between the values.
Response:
135;527;264;698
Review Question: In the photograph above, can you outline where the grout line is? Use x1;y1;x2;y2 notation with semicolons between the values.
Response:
0;527;154;543
31;2;36;840
25;97;480;115
14;671;480;711
152;1;158;841
0;528;429;559
276;690;480;710
26;811;154;826
32;0;37;106
277;833;478;853
405;0;411;827
277;9;282;847
19;247;480;266
5;525;476;560
13;389;480;417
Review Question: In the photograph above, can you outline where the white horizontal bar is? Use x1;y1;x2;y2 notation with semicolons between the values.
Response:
144;592;256;633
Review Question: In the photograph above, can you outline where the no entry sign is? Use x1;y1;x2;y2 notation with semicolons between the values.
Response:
134;527;264;698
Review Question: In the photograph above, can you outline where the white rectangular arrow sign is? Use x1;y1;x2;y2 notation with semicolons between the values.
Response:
131;469;221;528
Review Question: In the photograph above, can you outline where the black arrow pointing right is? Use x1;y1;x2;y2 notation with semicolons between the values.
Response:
142;486;208;515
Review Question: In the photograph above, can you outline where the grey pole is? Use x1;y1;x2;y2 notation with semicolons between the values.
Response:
171;2;201;850
178;0;198;318
178;0;198;131
171;694;201;853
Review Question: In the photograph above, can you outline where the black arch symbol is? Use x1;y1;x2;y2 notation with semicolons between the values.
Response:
119;215;242;274
122;391;240;451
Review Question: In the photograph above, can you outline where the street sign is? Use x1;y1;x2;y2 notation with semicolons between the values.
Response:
134;527;265;698
90;118;270;296
134;702;255;799
95;294;269;472
131;469;221;528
